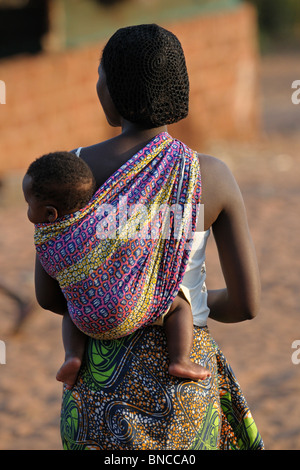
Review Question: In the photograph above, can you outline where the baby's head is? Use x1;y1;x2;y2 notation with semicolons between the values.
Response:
23;151;96;224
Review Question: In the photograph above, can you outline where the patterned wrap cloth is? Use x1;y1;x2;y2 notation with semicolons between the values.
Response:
34;133;201;340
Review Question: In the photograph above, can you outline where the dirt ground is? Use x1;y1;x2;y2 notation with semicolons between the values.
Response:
0;53;299;450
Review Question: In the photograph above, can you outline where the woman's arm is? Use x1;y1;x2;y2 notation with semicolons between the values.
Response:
35;254;68;315
200;154;261;323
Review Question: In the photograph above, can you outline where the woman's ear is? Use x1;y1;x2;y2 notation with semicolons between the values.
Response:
96;64;122;128
46;206;58;222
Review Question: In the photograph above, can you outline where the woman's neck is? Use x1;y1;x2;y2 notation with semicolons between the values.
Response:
120;121;168;142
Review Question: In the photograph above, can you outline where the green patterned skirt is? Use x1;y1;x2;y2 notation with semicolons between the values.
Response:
60;325;264;450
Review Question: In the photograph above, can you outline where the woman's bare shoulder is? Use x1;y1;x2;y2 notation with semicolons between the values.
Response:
197;152;244;229
198;152;234;182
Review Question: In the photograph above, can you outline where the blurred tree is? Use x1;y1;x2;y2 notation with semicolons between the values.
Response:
0;0;49;58
94;0;127;6
245;0;300;51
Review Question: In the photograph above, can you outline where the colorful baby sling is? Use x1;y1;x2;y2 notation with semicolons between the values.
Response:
34;133;201;340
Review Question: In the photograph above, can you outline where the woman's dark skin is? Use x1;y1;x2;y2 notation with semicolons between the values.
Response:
34;64;261;325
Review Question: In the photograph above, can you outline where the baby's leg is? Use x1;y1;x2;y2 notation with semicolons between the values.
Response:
56;312;87;389
164;295;211;380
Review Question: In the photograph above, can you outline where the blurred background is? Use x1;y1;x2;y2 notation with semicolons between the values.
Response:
0;0;299;450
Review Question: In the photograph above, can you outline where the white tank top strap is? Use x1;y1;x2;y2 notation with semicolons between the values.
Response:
75;147;82;157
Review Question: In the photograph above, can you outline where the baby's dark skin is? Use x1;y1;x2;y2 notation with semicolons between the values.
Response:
164;294;211;381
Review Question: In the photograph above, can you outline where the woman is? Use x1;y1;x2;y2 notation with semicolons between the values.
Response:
34;24;263;450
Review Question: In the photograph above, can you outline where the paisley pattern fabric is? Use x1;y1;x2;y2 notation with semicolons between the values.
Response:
34;133;201;340
60;325;264;450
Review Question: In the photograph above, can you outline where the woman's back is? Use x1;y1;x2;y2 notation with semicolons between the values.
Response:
78;133;230;230
77;129;260;325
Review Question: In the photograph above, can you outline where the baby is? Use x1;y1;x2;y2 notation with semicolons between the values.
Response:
23;151;210;389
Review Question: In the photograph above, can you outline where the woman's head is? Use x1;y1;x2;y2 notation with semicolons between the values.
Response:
99;24;189;128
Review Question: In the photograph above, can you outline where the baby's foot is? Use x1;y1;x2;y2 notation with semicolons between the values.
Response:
168;359;211;381
56;357;82;390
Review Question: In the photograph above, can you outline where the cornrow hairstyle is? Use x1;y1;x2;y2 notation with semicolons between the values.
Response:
26;151;96;214
101;24;189;128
